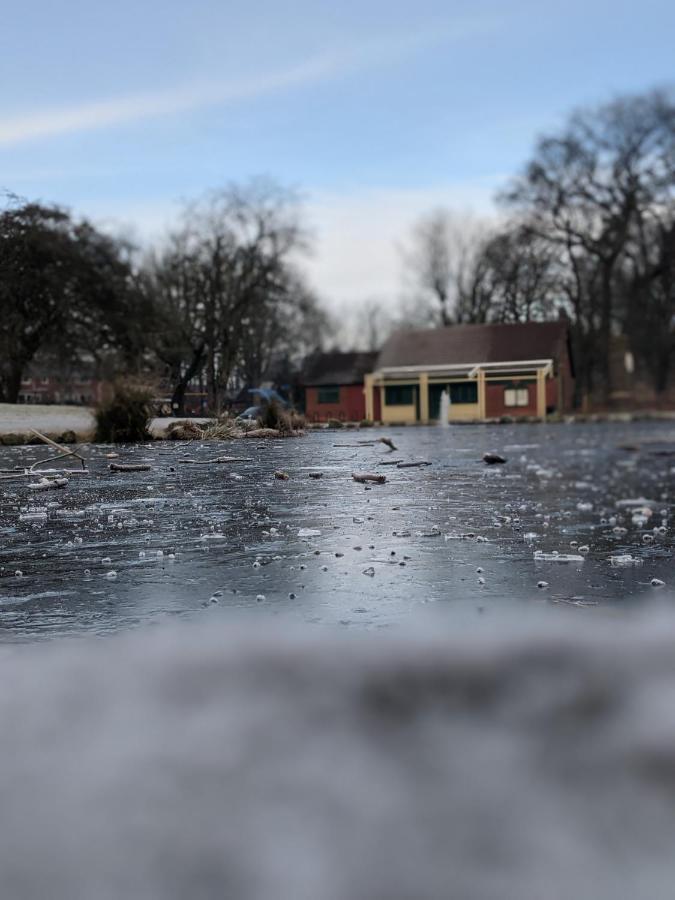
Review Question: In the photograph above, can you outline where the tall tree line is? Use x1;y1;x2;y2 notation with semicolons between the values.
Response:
0;181;327;410
404;88;675;401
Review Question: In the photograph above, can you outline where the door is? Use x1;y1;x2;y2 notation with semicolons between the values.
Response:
428;384;447;420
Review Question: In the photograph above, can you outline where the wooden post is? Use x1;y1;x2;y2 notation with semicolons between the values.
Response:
419;373;429;423
536;369;547;420
478;369;486;420
363;374;374;422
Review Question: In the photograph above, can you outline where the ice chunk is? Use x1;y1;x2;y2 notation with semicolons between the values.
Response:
609;554;643;567
534;551;584;563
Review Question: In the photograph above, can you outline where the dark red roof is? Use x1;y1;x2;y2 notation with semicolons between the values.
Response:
302;351;378;386
377;322;569;369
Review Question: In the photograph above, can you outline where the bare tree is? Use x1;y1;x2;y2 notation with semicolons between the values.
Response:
147;178;326;413
0;197;147;402
349;300;392;352
502;88;675;401
474;225;559;324
620;214;675;393
401;210;491;326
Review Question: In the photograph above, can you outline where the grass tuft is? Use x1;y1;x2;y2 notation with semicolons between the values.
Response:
94;380;153;443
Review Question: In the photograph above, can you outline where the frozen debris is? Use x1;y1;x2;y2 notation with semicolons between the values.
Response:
551;596;599;608
28;428;87;471
396;461;431;468
105;452;119;459
651;578;666;587
28;476;68;491
483;453;507;465
378;437;398;451
308;472;323;479
245;428;280;439
19;511;48;522
298;528;321;538
537;580;549;589
534;551;584;563
576;502;593;512
274;471;290;480
417;527;442;538
105;571;117;579
362;567;376;577
392;530;412;537
609;554;643;567
352;472;386;484
109;463;152;473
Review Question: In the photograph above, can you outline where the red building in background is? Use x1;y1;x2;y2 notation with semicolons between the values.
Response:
302;351;377;422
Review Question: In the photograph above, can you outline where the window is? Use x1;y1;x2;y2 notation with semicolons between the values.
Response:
318;385;340;404
504;387;530;407
449;382;478;404
385;385;415;406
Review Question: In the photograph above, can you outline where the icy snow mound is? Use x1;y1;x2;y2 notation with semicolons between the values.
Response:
3;613;675;899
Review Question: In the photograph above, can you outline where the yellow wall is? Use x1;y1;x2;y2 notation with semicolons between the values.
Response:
378;376;484;423
371;369;548;423
380;380;418;424
381;404;418;424
427;377;482;422
363;373;374;421
447;403;481;421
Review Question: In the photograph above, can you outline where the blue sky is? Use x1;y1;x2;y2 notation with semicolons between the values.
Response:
2;0;674;312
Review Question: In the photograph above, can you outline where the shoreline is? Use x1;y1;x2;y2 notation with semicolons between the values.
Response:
1;402;675;447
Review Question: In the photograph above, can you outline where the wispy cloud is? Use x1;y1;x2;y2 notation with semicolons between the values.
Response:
0;15;500;148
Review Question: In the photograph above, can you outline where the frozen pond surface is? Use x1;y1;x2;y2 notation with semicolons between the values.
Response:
2;422;675;899
0;422;673;640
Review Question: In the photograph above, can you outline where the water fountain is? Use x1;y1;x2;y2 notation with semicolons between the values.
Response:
439;389;450;427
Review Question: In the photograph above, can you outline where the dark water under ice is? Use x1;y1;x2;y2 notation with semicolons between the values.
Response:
0;422;673;639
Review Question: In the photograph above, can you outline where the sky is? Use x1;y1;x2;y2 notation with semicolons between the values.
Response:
2;0;674;322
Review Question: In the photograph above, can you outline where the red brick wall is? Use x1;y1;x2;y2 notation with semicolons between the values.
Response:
305;384;366;422
486;380;537;418
485;375;572;418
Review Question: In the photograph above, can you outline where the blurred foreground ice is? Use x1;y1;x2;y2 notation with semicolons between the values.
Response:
3;609;675;898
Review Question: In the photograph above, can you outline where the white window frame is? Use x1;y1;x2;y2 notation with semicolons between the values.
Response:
504;387;529;407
